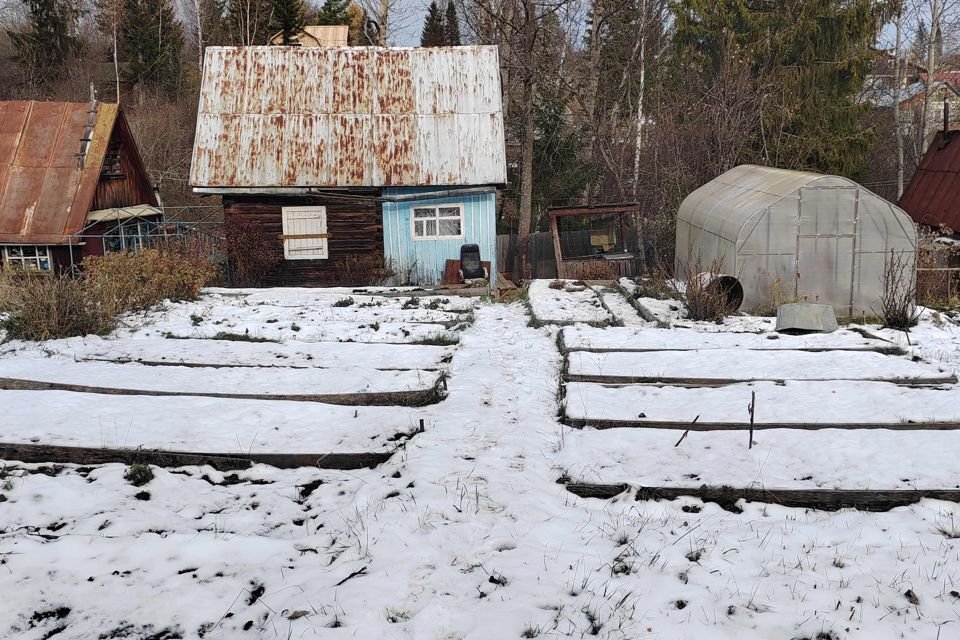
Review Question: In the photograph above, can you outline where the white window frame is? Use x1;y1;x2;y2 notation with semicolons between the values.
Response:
1;245;53;272
281;206;329;260
411;203;466;240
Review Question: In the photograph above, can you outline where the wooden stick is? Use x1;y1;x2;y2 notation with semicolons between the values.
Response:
674;415;699;447
277;233;331;240
748;390;756;450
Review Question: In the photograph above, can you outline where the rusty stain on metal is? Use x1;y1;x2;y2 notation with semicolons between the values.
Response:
0;101;123;244
191;46;506;189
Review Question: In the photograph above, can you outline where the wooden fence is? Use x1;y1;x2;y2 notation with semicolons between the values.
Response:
497;232;558;280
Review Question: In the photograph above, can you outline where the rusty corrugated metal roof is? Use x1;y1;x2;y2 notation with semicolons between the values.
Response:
0;100;118;244
899;130;960;230
190;46;507;189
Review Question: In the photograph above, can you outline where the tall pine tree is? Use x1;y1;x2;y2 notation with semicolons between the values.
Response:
270;0;305;44
316;0;351;25
444;0;461;46
672;0;892;179
8;0;83;86
420;1;445;47
116;0;183;94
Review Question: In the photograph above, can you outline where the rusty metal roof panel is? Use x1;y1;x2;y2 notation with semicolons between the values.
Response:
899;132;960;229
0;100;120;244
191;46;506;188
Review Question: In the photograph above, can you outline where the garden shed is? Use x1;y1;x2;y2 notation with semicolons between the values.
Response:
675;165;917;318
190;45;506;287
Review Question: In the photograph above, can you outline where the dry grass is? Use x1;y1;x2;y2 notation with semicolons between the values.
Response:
0;271;113;341
751;272;798;316
676;253;730;322
1;241;217;341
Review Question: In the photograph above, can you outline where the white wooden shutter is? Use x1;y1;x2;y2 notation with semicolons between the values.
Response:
281;206;328;260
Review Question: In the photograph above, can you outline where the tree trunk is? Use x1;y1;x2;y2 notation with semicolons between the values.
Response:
514;0;536;282
632;0;648;273
922;0;942;145
894;7;904;199
194;0;204;71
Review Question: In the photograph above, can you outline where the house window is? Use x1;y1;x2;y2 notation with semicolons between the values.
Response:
281;206;328;260
412;204;464;239
2;246;52;272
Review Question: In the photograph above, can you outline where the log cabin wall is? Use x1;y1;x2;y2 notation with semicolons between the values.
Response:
90;120;156;211
223;194;383;286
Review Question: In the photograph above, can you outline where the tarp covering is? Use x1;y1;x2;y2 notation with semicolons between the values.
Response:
676;165;917;318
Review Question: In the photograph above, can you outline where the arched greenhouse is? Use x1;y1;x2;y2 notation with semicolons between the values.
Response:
675;165;917;318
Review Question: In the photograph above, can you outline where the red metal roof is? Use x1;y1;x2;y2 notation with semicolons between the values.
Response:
899;129;960;230
0;101;120;244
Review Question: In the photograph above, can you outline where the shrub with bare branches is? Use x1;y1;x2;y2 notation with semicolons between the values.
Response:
876;249;920;330
224;219;283;287
675;253;737;322
333;254;396;286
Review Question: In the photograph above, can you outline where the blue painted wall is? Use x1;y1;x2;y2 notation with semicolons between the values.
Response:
382;186;497;286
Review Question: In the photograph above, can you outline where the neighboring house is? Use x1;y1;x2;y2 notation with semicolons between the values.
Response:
267;25;349;46
899;125;960;231
0;100;161;272
189;45;506;287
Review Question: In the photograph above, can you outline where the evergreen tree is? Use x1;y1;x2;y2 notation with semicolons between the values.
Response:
420;1;445;47
8;0;83;86
671;0;892;179
116;0;183;94
224;0;274;45
316;0;351;25
444;0;461;46
269;0;305;44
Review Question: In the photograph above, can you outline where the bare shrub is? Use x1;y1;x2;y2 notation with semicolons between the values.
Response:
0;271;113;341
224;218;283;287
333;254;396;286
83;240;218;315
876;249;920;330
634;262;678;300
1;242;217;341
675;253;732;322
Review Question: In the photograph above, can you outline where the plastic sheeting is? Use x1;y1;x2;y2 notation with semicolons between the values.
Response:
676;165;917;318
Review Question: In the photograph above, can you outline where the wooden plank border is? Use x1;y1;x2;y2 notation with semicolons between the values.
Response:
563;373;957;387
562;345;907;356
0;442;393;471
564;483;960;511
561;416;960;431
0;377;443;407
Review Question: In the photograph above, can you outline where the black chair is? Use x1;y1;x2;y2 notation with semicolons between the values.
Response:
458;244;488;282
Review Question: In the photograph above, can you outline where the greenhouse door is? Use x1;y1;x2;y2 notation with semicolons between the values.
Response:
795;187;858;316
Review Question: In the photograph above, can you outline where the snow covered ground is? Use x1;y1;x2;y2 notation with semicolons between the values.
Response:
527;279;614;325
566;349;952;383
3;283;960;639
